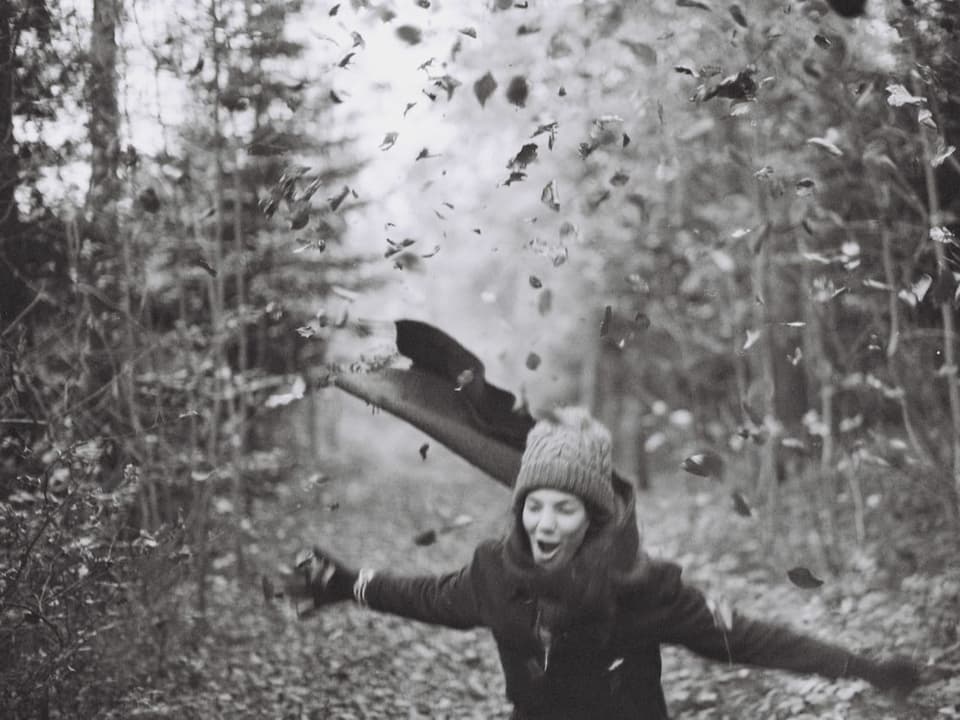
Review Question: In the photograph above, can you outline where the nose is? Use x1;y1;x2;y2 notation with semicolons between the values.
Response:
537;508;557;533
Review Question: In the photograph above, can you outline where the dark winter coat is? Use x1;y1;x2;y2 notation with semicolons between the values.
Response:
365;480;871;720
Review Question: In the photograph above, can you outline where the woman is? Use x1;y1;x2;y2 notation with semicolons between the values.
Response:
282;407;923;719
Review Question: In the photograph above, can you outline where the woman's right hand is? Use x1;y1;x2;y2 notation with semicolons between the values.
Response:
279;546;358;607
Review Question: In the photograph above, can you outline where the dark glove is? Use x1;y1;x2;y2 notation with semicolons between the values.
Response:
861;655;923;696
281;546;358;607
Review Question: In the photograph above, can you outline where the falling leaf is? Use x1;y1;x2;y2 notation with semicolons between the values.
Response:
517;23;541;35
416;0;430;7
380;132;398;150
531;121;558;150
415;147;437;161
886;84;925;107
187;56;204;76
538;289;552;315
600;305;613;336
506;75;529;107
558;86;567;96
932;143;956;167
806;137;843;156
474;71;498;107
706;594;733;631
541;180;560;211
781;321;807;328
508;143;538;170
329;90;343;104
787;567;824;589
419;443;429;460
337;51;355;68
674;65;698;76
677;0;712;10
814;34;832;48
622;133;631;148
433;74;461;100
619;40;657;66
455;368;475;391
421;245;440;258
788;347;803;365
610;170;630;186
826;0;867;18
910;274;933;302
528;275;542;289
329;3;340;16
526;352;541;370
731;490;753;517
329;185;350;212
459;27;477;38
504;171;526;185
413;529;437;546
743;328;761;350
918;108;937;129
701;69;757;101
728;4;748;26
753;165;774;179
930;227;957;245
296;325;316;338
633;312;651;331
681;450;724;478
403;102;416;116
396;25;423;45
351;31;365;48
290;205;310;230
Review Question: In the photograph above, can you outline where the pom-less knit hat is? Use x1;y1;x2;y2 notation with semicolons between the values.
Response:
513;406;616;517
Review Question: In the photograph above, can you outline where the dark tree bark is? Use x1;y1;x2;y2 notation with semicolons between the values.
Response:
87;0;120;238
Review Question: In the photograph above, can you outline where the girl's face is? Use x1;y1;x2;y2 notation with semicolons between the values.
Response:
522;488;590;568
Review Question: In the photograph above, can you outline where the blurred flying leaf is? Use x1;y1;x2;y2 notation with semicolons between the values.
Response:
600;305;612;337
531;121;558;150
698;68;757;101
506;75;529;107
677;0;712;9
419;443;429;460
459;27;477;38
413;529;437;546
290;205;310;230
886;84;924;107
541;180;560;211
728;4;748;26
350;31;365;48
932;142;956;168
526;352;541;370
416;147;439;161
403;102;416;116
633;312;651;331
296;325;316;338
802;59;822;79
329;90;343;104
474;71;498;107
433;74;461;100
814;34;831;48
508;143;538;170
681;451;724;478
529;275;542;289
911;274;933;302
455;368;475;391
806;137;843;156
610;170;630;186
622;133;630;147
619;39;657;66
328;185;350;212
504;171;526;185
781;321;807;328
538;289;553;315
328;3;339;15
826;0;866;18
743;328;761;350
380;132;399;151
731;490;753;517
337;51;355;68
753;165;774;179
787;567;824;589
396;25;423;45
517;23;541;35
421;245;440;258
788;346;803;365
674;65;698;76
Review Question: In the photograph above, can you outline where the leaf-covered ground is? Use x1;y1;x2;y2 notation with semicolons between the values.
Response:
106;403;960;719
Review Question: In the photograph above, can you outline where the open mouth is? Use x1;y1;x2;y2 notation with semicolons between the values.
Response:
536;540;561;556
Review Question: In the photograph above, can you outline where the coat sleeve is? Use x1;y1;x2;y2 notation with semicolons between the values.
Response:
362;542;492;630
655;578;871;680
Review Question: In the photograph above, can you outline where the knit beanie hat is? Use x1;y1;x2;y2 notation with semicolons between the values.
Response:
513;406;616;517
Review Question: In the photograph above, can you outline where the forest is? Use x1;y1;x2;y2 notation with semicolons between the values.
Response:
1;0;959;717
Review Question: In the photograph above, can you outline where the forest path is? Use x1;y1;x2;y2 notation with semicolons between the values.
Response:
113;399;958;719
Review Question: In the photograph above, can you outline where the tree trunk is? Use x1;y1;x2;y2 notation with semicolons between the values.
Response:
87;0;120;235
0;0;17;236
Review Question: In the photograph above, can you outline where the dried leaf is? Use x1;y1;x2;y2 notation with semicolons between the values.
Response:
474;71;498;107
380;132;398;151
886;84;924;107
787;566;824;589
731;490;753;517
681;450;724;478
806;137;843;156
508;143;538;170
337;51;355;68
529;275;542;289
403;102;417;116
728;4;748;27
506;76;529;107
541;180;560;211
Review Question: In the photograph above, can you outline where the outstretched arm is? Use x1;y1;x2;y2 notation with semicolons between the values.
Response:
280;543;490;631
639;565;921;694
